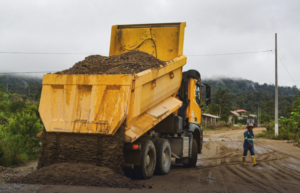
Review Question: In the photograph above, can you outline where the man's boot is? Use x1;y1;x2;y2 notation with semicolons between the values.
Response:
252;156;258;166
242;157;246;165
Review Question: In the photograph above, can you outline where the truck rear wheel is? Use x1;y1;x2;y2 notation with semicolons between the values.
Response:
134;139;156;179
155;139;171;175
185;139;198;167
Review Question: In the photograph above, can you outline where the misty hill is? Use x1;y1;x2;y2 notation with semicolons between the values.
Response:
203;78;299;96
0;75;42;99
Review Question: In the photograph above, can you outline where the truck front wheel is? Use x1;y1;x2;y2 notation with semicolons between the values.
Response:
155;139;171;175
185;139;198;167
134;139;156;179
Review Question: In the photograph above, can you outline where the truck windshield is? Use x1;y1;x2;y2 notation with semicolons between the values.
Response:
195;84;201;106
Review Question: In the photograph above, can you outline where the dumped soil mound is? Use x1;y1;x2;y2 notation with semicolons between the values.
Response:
57;50;166;75
9;163;150;189
38;126;125;174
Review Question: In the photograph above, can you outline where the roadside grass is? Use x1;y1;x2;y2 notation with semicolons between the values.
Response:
256;123;300;145
202;122;245;131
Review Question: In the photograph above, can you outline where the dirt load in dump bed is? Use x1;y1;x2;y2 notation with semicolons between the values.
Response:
9;163;151;189
57;50;166;75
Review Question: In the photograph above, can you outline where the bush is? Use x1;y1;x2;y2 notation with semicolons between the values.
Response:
9;101;26;113
0;142;4;161
256;126;298;142
203;121;232;130
262;122;274;131
0;111;43;166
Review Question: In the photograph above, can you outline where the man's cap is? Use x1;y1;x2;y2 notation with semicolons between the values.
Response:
247;123;254;128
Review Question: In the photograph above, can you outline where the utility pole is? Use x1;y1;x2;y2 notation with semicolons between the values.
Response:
275;33;279;135
259;106;261;127
257;103;260;127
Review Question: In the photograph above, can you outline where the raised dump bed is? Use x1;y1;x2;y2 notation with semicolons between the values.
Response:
40;55;186;142
39;23;187;143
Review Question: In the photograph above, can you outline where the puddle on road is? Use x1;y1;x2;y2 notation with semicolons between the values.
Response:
267;165;278;171
288;157;300;164
197;160;209;167
254;146;269;154
282;163;300;172
256;166;264;170
227;143;240;149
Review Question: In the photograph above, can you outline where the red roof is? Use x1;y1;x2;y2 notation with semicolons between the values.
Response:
231;111;240;116
202;113;221;119
234;109;247;113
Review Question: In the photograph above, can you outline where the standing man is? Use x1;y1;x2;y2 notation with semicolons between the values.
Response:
242;123;258;166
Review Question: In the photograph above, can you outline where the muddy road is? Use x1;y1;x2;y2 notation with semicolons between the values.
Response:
3;127;300;193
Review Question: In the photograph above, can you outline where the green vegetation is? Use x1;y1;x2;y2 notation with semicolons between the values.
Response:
205;88;232;121
202;121;235;131
256;92;300;145
0;78;43;166
0;75;42;100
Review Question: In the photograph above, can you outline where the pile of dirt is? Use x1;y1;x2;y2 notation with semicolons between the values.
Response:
38;126;125;174
8;163;151;189
57;50;166;75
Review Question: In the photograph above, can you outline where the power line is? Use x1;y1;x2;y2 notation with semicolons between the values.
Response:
0;49;275;75
0;51;104;55
0;71;55;75
0;50;273;56
277;54;298;86
186;50;273;56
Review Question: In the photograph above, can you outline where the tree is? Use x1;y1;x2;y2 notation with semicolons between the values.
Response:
0;111;43;166
279;92;300;142
0;77;5;101
209;88;232;120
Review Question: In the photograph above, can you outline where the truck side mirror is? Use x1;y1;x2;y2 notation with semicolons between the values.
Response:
204;84;211;105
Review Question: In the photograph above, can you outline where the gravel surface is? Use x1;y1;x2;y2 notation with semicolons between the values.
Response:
0;166;41;193
9;163;149;189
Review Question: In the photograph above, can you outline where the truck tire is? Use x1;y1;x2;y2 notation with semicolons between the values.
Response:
185;139;198;167
154;139;171;175
134;139;156;179
200;135;203;154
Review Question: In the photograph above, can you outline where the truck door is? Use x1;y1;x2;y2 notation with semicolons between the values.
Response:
187;78;201;124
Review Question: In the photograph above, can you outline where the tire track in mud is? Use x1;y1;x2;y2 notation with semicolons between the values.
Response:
204;143;211;150
255;141;299;161
219;167;239;193
197;167;248;192
241;165;269;180
198;128;300;193
199;168;210;185
210;168;229;192
259;162;285;181
225;165;276;193
270;161;300;180
234;165;284;193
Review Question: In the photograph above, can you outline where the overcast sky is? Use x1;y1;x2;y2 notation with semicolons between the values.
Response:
0;0;299;87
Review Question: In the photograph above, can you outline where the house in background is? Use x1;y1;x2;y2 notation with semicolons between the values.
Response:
202;113;221;126
234;109;247;119
228;109;247;125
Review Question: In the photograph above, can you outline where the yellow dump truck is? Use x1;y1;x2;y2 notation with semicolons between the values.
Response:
38;22;211;179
